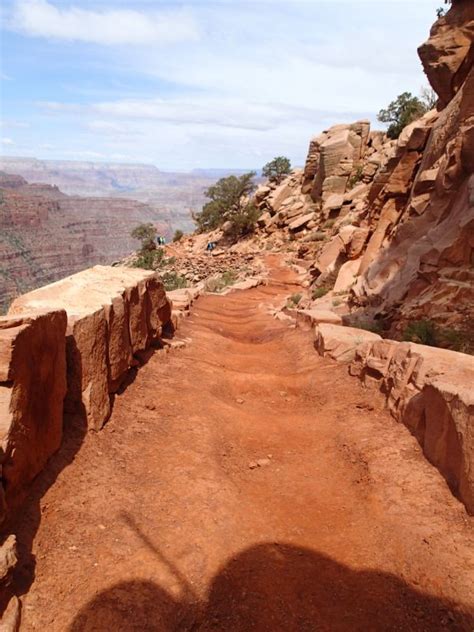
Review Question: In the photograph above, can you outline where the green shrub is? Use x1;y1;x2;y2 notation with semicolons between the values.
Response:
172;229;184;242
132;248;164;270
312;287;329;300
262;156;291;184
162;271;188;291
205;270;238;293
377;92;430;140
131;223;157;251
323;219;335;229
348;165;364;189
403;319;438;346
287;293;302;308
193;172;256;233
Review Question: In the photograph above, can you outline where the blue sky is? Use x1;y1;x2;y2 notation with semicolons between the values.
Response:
0;0;441;170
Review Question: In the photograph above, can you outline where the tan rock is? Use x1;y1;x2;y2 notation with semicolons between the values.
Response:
296;309;342;330
0;596;21;632
351;338;474;514
347;227;370;259
0;535;17;583
288;212;315;232
314;323;381;362
314;235;345;276
333;258;361;293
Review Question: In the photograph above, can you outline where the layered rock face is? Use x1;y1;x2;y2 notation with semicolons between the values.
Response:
0;311;67;519
355;0;474;339
0;173;170;312
9;266;171;431
251;0;473;348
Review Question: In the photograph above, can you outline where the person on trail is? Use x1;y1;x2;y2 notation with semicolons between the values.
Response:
206;241;216;253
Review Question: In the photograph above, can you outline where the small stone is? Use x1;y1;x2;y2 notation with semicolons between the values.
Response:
248;461;258;469
0;596;21;632
236;398;245;404
256;458;271;467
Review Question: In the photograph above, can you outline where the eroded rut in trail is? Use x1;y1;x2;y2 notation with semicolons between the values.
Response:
12;259;474;631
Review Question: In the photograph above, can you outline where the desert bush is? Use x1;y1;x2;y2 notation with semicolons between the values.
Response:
193;172;257;235
262;156;291;184
403;319;437;346
132;247;165;271
348;165;364;189
287;293;302;308
377;92;430;139
162;271;188;291
172;229;184;242
312;287;329;300
205;270;238;293
131;223;157;251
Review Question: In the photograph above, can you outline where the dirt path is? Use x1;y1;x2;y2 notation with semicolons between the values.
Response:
11;256;474;631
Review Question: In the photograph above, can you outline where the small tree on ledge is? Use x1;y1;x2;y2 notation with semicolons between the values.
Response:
131;223;157;251
377;92;429;139
262;156;291;184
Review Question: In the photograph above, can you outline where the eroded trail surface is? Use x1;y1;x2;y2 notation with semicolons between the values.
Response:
13;257;474;631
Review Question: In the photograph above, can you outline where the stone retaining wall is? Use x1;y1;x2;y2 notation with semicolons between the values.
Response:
0;311;67;521
0;266;171;525
314;322;474;514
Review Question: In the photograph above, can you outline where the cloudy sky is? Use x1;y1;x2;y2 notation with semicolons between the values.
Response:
1;0;441;170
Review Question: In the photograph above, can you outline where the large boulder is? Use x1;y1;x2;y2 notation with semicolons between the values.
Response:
418;0;474;107
0;311;67;517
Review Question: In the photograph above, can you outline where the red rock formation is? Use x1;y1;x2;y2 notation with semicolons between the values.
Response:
0;175;170;312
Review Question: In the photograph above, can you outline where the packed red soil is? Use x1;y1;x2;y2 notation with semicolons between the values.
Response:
10;257;474;631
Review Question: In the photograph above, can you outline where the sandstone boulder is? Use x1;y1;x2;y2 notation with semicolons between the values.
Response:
333;258;361;293
418;1;474;106
314;323;381;362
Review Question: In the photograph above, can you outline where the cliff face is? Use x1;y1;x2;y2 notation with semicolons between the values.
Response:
0;157;222;234
356;0;474;337
232;0;473;351
0;173;170;311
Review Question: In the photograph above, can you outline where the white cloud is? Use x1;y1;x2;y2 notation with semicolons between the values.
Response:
1;137;15;145
11;0;199;45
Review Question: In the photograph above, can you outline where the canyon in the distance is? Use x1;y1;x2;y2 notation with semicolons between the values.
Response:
0;157;237;311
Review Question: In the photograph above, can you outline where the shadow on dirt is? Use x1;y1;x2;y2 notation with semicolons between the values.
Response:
1;337;169;614
68;514;473;632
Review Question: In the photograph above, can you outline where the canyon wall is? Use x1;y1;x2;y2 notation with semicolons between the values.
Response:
0;157;224;234
249;0;473;350
0;173;170;312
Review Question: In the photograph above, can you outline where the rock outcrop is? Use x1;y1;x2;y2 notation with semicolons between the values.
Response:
241;0;473;352
9;266;171;431
354;0;474;343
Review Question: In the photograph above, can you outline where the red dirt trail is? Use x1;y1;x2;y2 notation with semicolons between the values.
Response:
10;256;474;631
